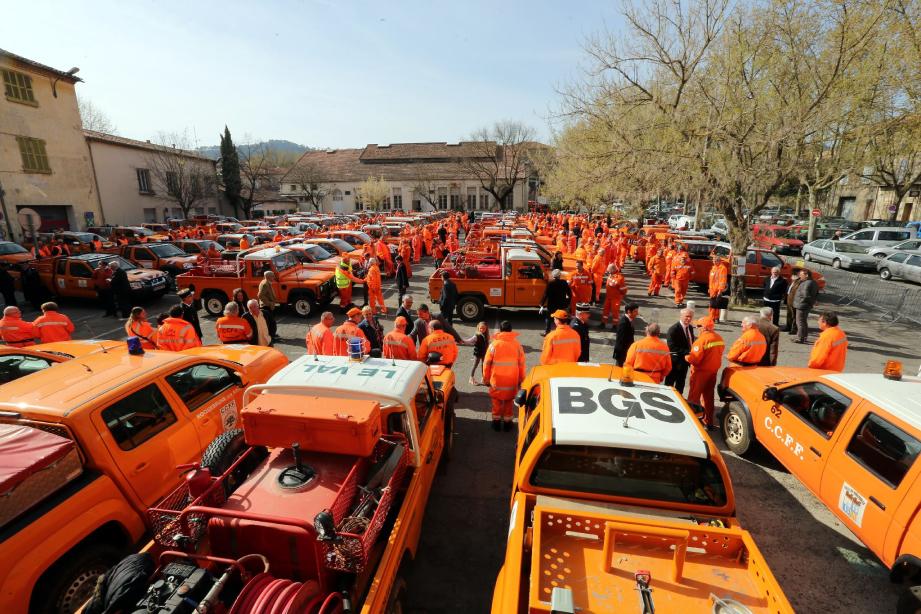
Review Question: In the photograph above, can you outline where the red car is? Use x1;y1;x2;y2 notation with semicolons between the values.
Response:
752;224;803;256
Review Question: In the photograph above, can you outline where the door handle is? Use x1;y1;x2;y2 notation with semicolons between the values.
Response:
425;450;433;464
133;461;149;473
870;496;886;511
809;446;822;457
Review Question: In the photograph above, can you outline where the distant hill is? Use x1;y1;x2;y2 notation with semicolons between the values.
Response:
197;139;312;160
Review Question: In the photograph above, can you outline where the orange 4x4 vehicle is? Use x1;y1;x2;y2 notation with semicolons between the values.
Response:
679;240;825;292
80;354;456;614
0;345;288;614
493;364;792;613
117;243;198;278
719;366;921;610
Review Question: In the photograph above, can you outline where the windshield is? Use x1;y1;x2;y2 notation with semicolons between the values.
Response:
835;242;868;254
132;227;155;236
149;244;186;257
772;228;795;239
326;238;355;252
64;233;95;243
100;256;137;271
530;445;727;507
272;252;298;272
306;245;333;261
0;243;28;255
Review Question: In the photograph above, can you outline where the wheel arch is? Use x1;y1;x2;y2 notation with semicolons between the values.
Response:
892;554;921;584
720;389;755;434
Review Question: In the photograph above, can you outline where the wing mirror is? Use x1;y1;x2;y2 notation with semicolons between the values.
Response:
762;386;779;402
425;351;443;365
514;388;528;407
233;371;247;387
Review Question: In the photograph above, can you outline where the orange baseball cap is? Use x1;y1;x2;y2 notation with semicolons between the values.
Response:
551;309;569;319
347;307;363;317
695;316;715;329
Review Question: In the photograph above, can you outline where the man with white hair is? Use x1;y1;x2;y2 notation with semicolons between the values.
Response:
727;316;767;366
395;295;414;324
664;307;695;394
0;306;36;347
242;299;270;346
539;268;572;336
755;306;780;366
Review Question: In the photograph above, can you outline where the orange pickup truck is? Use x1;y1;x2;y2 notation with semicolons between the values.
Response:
117;243;198;278
492;364;793;613
0;345;288;614
176;246;336;318
36;254;170;301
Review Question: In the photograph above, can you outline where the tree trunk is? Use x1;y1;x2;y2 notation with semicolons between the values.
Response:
727;223;750;306
794;184;802;217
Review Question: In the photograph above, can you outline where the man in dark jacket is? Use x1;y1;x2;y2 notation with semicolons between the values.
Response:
762;266;788;327
177;288;203;340
540;269;572;335
395;255;410;305
663;308;695;394
612;303;640;366
756;306;781;366
571;303;592;362
396;294;414;325
109;261;132;318
438;271;458;325
793;269;819;343
0;264;17;308
358;305;383;356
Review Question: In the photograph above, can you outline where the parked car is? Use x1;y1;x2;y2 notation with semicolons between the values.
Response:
753;224;804;255
878;252;921;283
867;238;921;259
842;226;914;247
802;239;878;270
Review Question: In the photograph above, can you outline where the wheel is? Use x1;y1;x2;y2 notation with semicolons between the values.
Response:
201;428;246;476
898;585;921;614
832;258;841;269
880;268;892;280
33;544;122;614
456;296;485;322
291;294;314;317
202;291;227;316
803;253;812;262
385;577;408;614
721;402;753;456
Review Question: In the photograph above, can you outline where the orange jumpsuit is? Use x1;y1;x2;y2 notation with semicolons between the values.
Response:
332;320;371;356
216;315;252;343
366;262;386;314
540;324;581;365
625;336;672;384
727;328;767;365
483;330;527;421
0;316;36;347
399;243;412;277
671;252;691;305
423;228;433;255
590;253;605;302
708;261;729;322
568;270;592;312
375;240;394;275
125;318;157;350
382;329;417;360
685;330;725;426
418;331;458;366
157;317;201;351
647;254;666;296
306;322;335;355
808;326;848;371
33;311;75;343
411;234;422;263
602;273;628;324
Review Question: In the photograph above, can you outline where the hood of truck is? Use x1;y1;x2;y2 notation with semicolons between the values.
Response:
282;268;333;284
127;269;168;281
163;255;198;267
722;365;831;391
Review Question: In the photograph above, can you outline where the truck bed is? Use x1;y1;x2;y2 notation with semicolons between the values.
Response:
528;506;791;614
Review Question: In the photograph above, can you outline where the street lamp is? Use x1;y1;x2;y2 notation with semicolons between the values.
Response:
51;67;80;98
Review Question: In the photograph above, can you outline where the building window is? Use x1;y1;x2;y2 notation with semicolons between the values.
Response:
480;193;489;209
195;207;205;215
392;187;403;210
332;189;343;201
208;207;217;215
143;208;157;223
166;172;179;195
290;184;297;191
345;190;351;195
137;168;153;193
467;187;477;210
503;192;514;209
383;196;391;211
355;191;364;211
449;187;460;210
2;69;37;105
16;137;50;173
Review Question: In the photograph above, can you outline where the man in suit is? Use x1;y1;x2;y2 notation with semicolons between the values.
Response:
395;294;414;325
664;308;695;394
570;303;592;362
793;269;819;343
438;271;458;325
612;302;640;366
755;306;781;366
762;266;788;327
540;269;572;335
177;288;203;340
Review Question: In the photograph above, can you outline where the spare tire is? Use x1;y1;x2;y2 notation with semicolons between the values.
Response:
201;429;246;477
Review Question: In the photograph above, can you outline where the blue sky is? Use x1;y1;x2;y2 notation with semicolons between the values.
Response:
4;0;621;148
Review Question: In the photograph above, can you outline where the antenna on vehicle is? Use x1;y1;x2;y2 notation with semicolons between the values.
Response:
80;362;92;373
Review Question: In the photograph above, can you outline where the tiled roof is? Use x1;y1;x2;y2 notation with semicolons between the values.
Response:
84;130;214;162
360;141;495;162
283;148;478;183
0;48;83;82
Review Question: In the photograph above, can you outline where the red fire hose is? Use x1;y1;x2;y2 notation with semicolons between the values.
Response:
230;574;338;614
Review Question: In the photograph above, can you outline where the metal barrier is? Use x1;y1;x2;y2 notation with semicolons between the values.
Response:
809;263;921;325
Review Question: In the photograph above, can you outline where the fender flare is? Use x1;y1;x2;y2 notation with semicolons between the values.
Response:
720;388;755;435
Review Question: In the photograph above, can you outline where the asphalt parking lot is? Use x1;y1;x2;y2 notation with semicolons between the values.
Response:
17;256;921;614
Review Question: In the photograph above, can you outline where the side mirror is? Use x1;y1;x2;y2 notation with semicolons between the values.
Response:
233;371;247;387
434;389;446;405
762;386;779;402
514;389;528;407
425;351;443;366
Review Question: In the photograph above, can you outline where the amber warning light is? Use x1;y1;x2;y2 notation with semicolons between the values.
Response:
884;360;903;381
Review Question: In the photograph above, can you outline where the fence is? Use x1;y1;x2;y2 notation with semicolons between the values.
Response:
810;263;921;326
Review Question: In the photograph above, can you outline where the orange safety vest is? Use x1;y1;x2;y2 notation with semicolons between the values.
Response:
709;262;729;296
157;317;201;351
307;322;335;355
216;315;252;343
332;321;370;356
685;330;725;373
418;331;458;365
540;324;581;365
33;311;75;343
483;331;526;400
625;336;672;384
727;328;767;365
808;326;848;372
382;330;417;361
125;318;157;349
0;316;36;347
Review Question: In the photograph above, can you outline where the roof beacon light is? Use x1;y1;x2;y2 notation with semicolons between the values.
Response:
619;364;635;387
884;360;903;381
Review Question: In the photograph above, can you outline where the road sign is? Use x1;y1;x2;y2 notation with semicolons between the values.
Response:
17;208;41;232
889;204;898;213
811;208;821;217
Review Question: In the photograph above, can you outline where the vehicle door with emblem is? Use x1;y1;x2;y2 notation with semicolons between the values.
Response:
759;380;855;493
820;404;921;561
163;361;246;441
511;261;546;305
67;260;96;298
130;246;157;269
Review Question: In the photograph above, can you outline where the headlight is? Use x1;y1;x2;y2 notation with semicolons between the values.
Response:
130;281;143;290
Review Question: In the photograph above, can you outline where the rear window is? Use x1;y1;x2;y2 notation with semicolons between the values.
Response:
530;445;727;507
889;253;910;263
880;231;911;241
0;243;28;255
847;414;921;488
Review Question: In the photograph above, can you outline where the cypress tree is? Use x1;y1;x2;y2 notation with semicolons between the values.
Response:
219;126;242;218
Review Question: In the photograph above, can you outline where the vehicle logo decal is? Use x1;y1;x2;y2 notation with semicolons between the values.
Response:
839;482;867;528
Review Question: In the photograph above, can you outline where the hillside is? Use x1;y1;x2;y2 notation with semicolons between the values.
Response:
197;139;312;160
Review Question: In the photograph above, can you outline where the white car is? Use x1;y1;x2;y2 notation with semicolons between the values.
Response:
842;226;913;247
867;238;921;259
802;239;877;271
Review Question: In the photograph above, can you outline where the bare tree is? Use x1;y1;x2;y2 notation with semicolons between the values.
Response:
238;142;289;218
358;176;390;211
147;131;213;219
458;121;536;210
77;95;117;134
411;164;444;211
285;159;328;212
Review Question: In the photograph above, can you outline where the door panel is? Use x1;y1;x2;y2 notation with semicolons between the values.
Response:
164;362;245;442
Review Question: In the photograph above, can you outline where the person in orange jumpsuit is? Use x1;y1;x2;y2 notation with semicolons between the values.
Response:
807;311;848;371
685;316;725;428
726;317;767;365
624;322;672;384
239;236;250;250
125;307;157;350
601;264;628;328
423;227;433;256
411;232;422;263
590;250;605;303
365;257;386;315
540;310;581;365
332;307;371;356
568;262;592;313
418;320;458;366
335;260;364;312
216;301;253;343
647;249;666;296
157;305;201;351
374;239;394;276
33;302;75;343
306;311;336;355
382;316;417;360
484;320;527;432
664;243;676;285
671;244;692;306
566;233;577;255
399;241;412;277
0;306;36;347
707;254;729;323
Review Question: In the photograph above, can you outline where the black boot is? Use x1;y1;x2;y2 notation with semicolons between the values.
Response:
491;420;501;432
503;421;513;432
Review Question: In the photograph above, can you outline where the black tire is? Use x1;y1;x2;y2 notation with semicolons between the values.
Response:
201;428;246;476
832;258;842;269
881;267;892;281
33;544;122;614
898;586;921;614
721;401;753;456
202;291;227;316
290;293;315;318
803;253;812;262
457;295;485;322
385;577;408;614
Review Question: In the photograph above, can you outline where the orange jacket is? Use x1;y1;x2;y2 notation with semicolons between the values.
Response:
569;271;592;301
672;252;691;279
216;315;252;343
808;326;848;371
366;263;382;291
650;254;667;277
0;316;36;347
157;317;201;351
625;336;672;384
382;329;417;361
605;273;628;299
419;330;458;365
540;324;581;365
307;322;335;355
709;261;729;297
125;318;157;349
483;331;526;400
727;328;767;365
33;311;74;343
332;320;371;356
685;330;725;372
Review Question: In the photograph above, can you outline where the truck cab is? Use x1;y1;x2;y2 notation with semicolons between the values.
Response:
493;364;792;613
118;242;197;278
36;254;170;301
